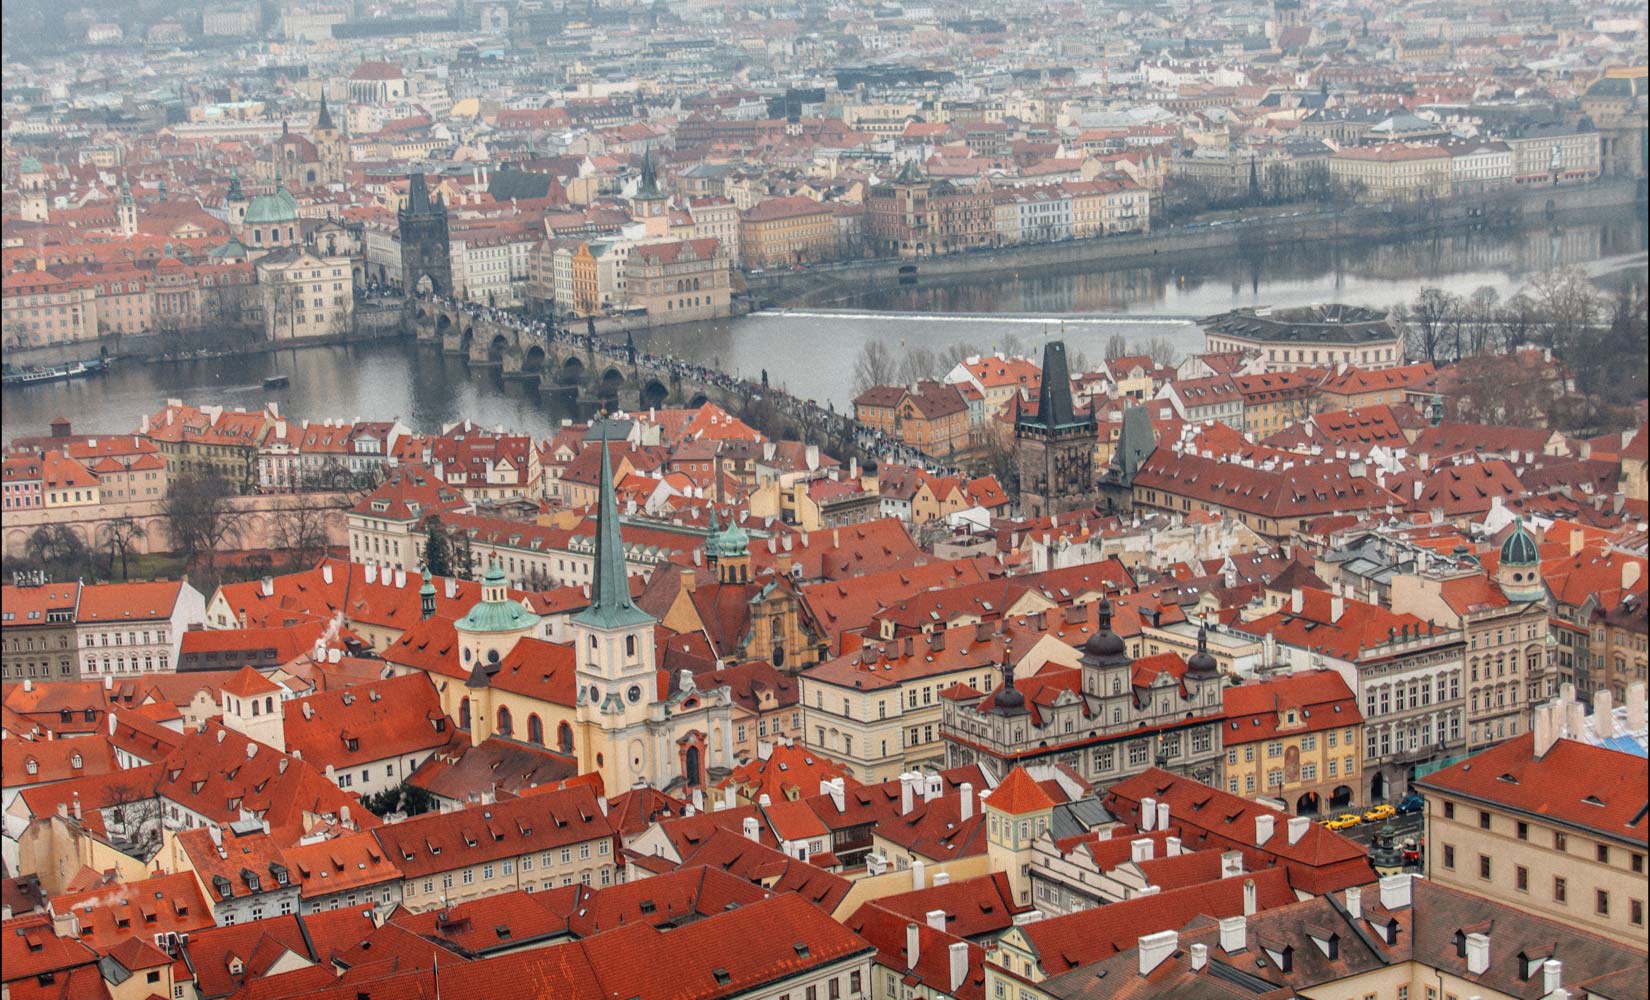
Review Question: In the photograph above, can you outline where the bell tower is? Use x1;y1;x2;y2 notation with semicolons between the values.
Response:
398;172;452;296
629;145;669;238
573;431;660;788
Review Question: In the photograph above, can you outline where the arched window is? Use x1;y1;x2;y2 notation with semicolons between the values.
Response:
496;705;512;736
557;722;574;754
527;714;544;745
266;697;273;714
459;697;471;730
625;635;636;657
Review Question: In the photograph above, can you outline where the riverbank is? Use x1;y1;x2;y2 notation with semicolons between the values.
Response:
746;178;1647;307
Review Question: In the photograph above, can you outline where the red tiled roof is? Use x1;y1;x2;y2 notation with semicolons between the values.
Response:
1416;733;1648;846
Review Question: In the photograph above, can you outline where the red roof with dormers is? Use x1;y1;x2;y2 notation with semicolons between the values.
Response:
1220;669;1361;745
1417;733;1648;846
281;672;453;774
47;871;213;953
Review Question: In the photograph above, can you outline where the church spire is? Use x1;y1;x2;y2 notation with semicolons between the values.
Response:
636;144;663;200
316;93;336;132
573;429;655;630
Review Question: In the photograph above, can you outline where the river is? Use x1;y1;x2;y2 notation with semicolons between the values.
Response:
4;213;1644;439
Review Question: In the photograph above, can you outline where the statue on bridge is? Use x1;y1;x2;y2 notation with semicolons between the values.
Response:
761;368;769;389
626;331;638;366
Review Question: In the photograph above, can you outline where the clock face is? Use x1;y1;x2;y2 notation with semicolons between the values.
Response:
627;685;643;704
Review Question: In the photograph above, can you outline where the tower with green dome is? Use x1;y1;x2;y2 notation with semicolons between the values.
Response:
1495;517;1546;603
704;508;751;584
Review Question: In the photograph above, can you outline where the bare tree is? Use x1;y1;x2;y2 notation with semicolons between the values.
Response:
1495;292;1540;350
1529;267;1599;354
162;472;244;571
1143;336;1180;368
103;516;146;581
897;346;939;385
1466;286;1501;356
272;502;331;571
1104;333;1129;360
852;339;898;394
1408;288;1461;364
937;342;981;372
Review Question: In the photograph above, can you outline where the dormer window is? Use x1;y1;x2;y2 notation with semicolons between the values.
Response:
345;738;359;752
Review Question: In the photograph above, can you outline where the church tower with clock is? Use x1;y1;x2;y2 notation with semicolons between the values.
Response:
1015;340;1098;517
573;433;735;792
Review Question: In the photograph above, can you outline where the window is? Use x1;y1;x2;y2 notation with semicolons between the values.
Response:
1517;821;1528;841
1632;899;1644;928
1515;865;1528;892
1554;831;1567;851
1479;855;1491;880
1443;844;1455;869
1598;844;1610;864
1444;801;1455;820
1479;811;1491;831
1596;890;1610;916
1554;877;1567;904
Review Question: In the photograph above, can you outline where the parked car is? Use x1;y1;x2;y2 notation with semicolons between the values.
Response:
1324;813;1363;831
1363;804;1397;823
1396;792;1425;815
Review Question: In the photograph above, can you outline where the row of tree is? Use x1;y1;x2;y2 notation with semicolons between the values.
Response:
850;331;1180;396
1398;268;1648;434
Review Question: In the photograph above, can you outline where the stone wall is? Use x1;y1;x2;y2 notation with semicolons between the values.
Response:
1;491;352;559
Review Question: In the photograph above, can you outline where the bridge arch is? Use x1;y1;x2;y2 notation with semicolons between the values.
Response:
688;391;710;408
640;378;670;409
488;333;509;365
560;355;586;384
523;344;548;373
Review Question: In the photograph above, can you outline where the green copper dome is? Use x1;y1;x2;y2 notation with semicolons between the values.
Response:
456;561;538;634
1500;518;1539;567
243;181;299;225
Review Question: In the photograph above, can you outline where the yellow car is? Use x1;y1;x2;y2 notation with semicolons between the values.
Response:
1363;804;1396;823
1323;813;1363;831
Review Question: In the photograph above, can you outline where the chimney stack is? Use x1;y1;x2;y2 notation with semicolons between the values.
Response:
1345;885;1361;920
1243;878;1257;916
906;923;921;970
1254;813;1275;846
911;859;925;890
1137;930;1178;977
1287;816;1310;844
948;942;969;992
1141;796;1157;831
1465;933;1490;976
960;782;974;821
1378;873;1413;910
926;909;946;931
1543;960;1563;995
1221;850;1244;877
1190;943;1208;972
1218;915;1246;954
1131;838;1154;863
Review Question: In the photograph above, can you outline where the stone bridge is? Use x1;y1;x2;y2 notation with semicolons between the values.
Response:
412;301;742;413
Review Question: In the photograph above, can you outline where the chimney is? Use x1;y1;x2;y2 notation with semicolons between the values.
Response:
1345;885;1361;920
1290;588;1303;614
445;577;458;599
911;860;925;890
1190;943;1208;972
901;773;917;815
395;568;407;589
323;563;334;585
960;782;974;821
1569;528;1584;556
741;817;760;842
1165;836;1182;857
1138;930;1178;977
1131;838;1154;863
932;871;951;886
1330;595;1344;623
1624;561;1642;591
1378;873;1413;910
758;793;771;808
1141;796;1157;831
1218;915;1247;954
71;792;82;820
1543;960;1563;995
829;778;846;813
949;942;969;993
365;564;378;584
261;576;274;597
1254;813;1275;846
245;742;257;759
1287;816;1310;844
1465;933;1490;975
1533;701;1560;758
906;923;921;969
926;909;946;931
1566;699;1586;742
1243;878;1257;916
1156;800;1169;832
1627;682;1647;733
1593;690;1616;739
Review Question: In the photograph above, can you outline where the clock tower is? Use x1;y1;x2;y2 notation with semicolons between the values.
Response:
1015;340;1097;517
573;432;661;790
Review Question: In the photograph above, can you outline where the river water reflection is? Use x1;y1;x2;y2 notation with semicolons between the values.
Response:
4;213;1643;437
